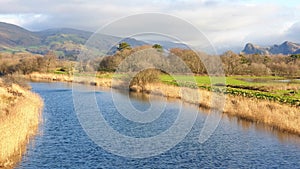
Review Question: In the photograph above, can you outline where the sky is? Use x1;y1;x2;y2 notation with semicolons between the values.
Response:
0;0;299;53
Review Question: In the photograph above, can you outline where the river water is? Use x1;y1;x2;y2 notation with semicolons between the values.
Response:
16;82;300;168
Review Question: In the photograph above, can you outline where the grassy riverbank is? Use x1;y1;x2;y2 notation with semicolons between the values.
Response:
161;75;300;106
143;83;300;135
26;72;300;136
0;78;43;168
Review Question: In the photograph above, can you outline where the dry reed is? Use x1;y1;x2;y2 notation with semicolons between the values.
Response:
0;81;43;168
145;83;300;135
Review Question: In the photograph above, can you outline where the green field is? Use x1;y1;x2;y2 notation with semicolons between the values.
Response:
160;74;289;86
160;74;300;106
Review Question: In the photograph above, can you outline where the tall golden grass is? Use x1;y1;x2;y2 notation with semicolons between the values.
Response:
0;80;43;168
224;95;300;135
27;72;113;88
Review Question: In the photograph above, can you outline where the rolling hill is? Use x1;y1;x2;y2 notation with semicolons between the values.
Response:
0;22;148;58
0;22;189;59
0;22;41;48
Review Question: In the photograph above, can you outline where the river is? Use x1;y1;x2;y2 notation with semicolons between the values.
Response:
16;82;300;168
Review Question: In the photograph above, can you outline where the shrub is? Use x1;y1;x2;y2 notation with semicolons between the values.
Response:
130;69;160;88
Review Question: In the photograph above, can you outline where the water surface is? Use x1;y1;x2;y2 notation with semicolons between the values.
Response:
16;82;300;168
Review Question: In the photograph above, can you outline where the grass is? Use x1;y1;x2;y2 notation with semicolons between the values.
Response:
29;71;300;106
31;71;300;106
0;80;43;168
50;72;300;106
160;74;289;86
142;80;300;135
53;70;68;75
160;74;300;106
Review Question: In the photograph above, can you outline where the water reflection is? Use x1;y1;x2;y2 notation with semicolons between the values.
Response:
120;89;300;146
127;89;300;146
224;114;300;146
129;92;150;102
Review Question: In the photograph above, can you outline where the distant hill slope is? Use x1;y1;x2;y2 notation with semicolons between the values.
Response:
0;22;199;57
242;41;300;55
146;40;189;50
0;22;41;47
0;22;148;57
36;28;92;45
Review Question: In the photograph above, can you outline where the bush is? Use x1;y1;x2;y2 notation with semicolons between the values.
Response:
130;69;160;88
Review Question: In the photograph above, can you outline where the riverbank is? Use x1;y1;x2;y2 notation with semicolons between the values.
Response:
143;83;300;135
0;79;43;168
26;72;300;136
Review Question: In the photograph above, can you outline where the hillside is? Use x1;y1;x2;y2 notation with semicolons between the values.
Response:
0;22;192;60
0;22;188;58
0;22;148;58
242;41;300;55
0;22;41;48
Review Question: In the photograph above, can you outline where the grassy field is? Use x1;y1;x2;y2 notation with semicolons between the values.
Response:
160;74;300;106
160;74;289;86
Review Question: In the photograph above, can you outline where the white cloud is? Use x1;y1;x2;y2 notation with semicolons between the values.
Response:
0;0;299;52
0;14;48;30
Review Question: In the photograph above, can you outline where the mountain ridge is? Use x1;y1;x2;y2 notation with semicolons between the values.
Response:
242;41;300;55
2;22;299;56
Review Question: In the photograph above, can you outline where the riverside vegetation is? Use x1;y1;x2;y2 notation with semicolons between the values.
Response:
25;72;300;136
0;43;299;165
0;77;43;168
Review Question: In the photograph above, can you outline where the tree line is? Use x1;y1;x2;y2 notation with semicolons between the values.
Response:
0;42;299;77
0;51;74;76
97;43;300;77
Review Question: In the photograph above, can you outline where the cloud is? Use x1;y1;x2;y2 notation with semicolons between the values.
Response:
285;22;300;42
0;14;49;30
0;0;299;52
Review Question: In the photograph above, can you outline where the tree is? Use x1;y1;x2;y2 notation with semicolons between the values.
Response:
44;51;57;72
16;57;39;74
117;42;131;51
98;55;122;72
152;44;163;52
169;48;206;74
221;50;242;75
290;54;300;64
130;69;160;90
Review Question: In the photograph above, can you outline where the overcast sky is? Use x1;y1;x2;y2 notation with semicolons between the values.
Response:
0;0;299;52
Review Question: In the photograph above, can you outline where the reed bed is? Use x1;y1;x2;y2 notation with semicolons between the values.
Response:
145;83;300;135
0;81;43;168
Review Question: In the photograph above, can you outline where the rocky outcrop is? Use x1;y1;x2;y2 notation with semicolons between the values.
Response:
242;41;300;55
242;43;270;55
